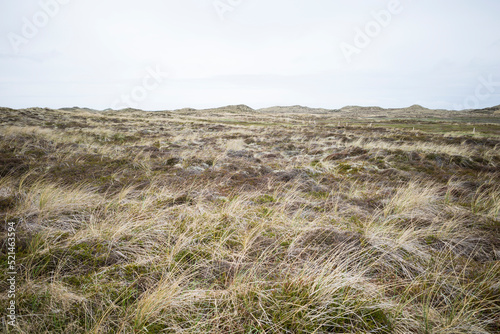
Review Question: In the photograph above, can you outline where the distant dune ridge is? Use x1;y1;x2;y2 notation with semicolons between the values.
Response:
3;103;499;116
75;103;500;115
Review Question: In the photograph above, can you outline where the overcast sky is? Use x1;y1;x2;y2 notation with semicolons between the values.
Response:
1;0;500;110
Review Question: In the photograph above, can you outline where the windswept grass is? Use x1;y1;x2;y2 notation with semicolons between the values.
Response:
0;107;499;333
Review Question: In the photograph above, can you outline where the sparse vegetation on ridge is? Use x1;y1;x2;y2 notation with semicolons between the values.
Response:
0;106;499;333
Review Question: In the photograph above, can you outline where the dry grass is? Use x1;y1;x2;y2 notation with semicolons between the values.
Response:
0;106;499;333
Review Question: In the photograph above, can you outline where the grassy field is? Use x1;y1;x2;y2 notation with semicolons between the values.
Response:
0;106;499;333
